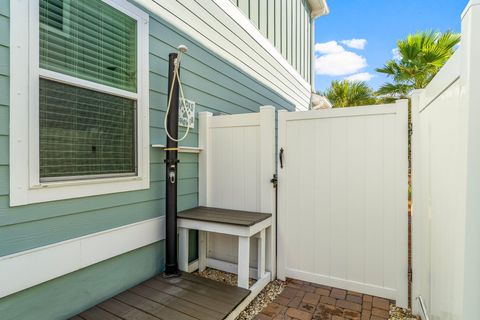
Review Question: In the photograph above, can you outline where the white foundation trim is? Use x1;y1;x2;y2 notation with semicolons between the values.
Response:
187;260;199;273
0;217;166;299
283;268;397;301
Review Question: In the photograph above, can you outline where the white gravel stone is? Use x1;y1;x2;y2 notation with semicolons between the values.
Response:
389;306;420;320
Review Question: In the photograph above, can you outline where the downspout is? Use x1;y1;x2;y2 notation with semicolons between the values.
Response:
164;52;180;276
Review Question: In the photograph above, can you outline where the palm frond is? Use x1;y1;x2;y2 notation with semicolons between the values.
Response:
376;83;413;97
376;30;460;94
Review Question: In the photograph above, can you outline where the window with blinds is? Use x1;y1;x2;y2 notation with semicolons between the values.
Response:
38;0;138;181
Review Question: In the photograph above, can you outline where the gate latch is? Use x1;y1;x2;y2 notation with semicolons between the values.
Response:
270;174;278;188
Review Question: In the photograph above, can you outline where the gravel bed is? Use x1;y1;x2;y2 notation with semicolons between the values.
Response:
194;267;256;287
194;268;285;320
390;306;420;319
234;280;285;320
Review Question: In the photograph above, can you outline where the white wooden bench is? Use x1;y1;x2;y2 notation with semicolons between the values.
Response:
177;206;272;289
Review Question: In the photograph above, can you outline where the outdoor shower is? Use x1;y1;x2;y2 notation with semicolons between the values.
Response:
164;45;189;277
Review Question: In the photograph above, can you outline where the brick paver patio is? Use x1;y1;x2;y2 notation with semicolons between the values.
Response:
254;278;394;320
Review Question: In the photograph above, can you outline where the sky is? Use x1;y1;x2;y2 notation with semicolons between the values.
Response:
313;0;468;92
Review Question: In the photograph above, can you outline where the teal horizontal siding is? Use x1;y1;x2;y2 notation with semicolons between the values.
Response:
0;242;165;320
0;15;8;47
0;75;8;106
0;199;163;256
0;166;6;197
148;26;292;110
0;46;8;76
0;105;7;136
0;1;8;17
0;136;7;165
233;0;312;81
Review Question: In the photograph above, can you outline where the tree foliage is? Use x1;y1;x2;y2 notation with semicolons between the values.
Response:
323;80;377;108
376;30;460;97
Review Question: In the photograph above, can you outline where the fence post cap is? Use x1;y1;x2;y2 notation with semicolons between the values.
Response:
462;0;480;20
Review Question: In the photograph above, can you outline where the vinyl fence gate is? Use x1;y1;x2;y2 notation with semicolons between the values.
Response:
276;101;409;307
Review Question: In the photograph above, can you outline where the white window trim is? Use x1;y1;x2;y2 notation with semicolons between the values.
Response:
10;0;150;206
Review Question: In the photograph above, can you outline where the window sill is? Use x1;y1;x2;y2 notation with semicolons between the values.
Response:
11;175;150;207
32;175;143;189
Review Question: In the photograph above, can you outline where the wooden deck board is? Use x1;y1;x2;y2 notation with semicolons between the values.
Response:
129;284;224;320
115;291;196;320
176;272;246;299
143;278;234;314
155;276;240;304
178;206;271;226
98;299;159;320
79;306;122;320
71;272;250;320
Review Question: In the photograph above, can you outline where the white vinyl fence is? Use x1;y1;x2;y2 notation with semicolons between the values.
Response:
411;2;480;319
198;106;277;277
277;102;409;307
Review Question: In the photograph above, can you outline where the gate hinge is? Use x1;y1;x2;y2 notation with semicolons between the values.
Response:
270;174;278;188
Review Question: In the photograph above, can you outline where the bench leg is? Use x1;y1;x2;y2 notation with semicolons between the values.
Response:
198;231;207;272
257;229;266;279
238;236;250;289
178;228;189;272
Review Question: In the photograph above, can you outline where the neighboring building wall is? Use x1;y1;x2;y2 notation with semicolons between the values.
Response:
233;0;313;83
412;2;480;319
0;0;295;319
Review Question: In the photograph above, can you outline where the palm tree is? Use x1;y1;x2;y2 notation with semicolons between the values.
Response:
323;80;376;108
376;30;460;97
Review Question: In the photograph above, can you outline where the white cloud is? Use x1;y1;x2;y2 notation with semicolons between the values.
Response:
392;48;402;60
314;40;369;76
341;39;367;50
314;41;345;54
315;50;367;76
345;72;374;82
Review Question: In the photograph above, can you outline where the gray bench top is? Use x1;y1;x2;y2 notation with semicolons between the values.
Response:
178;206;272;227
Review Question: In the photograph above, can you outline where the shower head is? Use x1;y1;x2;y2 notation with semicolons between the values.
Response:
177;45;188;54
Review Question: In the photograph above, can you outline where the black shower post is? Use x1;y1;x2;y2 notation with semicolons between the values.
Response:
164;52;180;276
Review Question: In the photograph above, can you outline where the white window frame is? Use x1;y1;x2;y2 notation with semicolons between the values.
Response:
10;0;150;206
